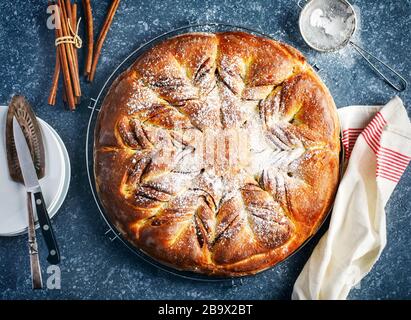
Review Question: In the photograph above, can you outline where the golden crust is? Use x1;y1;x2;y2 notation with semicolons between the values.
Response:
94;32;340;276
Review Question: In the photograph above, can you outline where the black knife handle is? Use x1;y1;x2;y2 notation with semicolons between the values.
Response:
33;192;60;265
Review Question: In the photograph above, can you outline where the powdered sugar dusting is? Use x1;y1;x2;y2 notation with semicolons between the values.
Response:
121;32;317;222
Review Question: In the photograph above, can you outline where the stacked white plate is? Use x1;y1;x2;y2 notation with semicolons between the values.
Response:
0;106;70;236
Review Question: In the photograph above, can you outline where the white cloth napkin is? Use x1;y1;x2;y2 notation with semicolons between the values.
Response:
292;96;411;300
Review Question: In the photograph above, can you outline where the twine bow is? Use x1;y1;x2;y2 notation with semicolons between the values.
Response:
55;18;82;48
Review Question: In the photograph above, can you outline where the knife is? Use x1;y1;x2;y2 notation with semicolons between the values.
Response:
13;117;60;265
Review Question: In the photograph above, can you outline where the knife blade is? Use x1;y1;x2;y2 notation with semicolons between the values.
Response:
13;117;60;265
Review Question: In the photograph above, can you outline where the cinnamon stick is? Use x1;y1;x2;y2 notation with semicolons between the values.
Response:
62;82;67;105
72;2;79;78
72;2;81;105
88;0;121;82
47;51;60;106
48;1;59;106
64;0;73;26
55;2;76;109
67;1;81;99
48;18;61;107
59;0;81;99
82;0;93;76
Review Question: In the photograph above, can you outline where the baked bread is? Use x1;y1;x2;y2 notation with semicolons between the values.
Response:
94;31;340;276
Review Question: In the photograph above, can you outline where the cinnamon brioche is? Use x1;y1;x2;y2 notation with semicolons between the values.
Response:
94;31;340;276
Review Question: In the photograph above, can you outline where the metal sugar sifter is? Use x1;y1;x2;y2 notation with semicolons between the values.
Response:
298;0;407;91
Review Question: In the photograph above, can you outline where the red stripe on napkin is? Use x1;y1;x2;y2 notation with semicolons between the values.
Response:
362;112;386;153
342;128;363;159
361;112;411;182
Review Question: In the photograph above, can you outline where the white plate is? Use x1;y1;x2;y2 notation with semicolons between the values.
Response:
0;106;70;236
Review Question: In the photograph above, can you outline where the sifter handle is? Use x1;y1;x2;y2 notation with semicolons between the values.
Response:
350;41;407;92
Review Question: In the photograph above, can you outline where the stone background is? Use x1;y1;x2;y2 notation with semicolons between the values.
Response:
0;0;409;299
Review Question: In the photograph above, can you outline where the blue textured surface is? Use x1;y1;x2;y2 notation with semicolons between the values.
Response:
0;0;410;300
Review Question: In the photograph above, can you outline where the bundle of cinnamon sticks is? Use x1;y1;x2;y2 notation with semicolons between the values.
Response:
48;0;121;110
